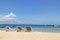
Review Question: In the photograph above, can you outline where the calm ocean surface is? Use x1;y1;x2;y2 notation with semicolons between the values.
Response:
0;24;60;33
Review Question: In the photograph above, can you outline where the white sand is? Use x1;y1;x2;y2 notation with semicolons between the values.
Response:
0;31;60;40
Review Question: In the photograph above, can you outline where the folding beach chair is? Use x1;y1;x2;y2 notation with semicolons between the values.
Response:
6;26;10;32
25;26;32;32
17;26;22;32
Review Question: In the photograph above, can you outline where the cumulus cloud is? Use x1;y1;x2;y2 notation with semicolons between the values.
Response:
0;12;29;24
5;12;16;18
0;12;32;24
0;12;16;22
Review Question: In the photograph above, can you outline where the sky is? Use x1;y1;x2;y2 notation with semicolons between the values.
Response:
0;0;60;24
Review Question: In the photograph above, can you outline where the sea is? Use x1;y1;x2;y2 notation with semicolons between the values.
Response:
0;24;60;33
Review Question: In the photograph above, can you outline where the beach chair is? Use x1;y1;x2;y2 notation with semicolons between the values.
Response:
17;26;22;32
6;26;10;32
25;26;32;32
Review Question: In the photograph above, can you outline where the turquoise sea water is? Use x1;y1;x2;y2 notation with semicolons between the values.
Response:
0;24;60;33
32;26;60;32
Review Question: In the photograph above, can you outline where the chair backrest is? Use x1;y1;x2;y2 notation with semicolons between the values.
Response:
17;26;22;32
5;26;10;32
6;26;10;29
17;27;22;30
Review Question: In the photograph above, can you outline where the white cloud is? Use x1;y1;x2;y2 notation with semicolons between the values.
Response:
0;12;35;24
0;12;30;24
0;12;17;22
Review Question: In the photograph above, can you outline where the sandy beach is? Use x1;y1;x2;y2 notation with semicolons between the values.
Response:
0;31;60;40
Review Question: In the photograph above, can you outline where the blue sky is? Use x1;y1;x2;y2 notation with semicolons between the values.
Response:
0;0;60;24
